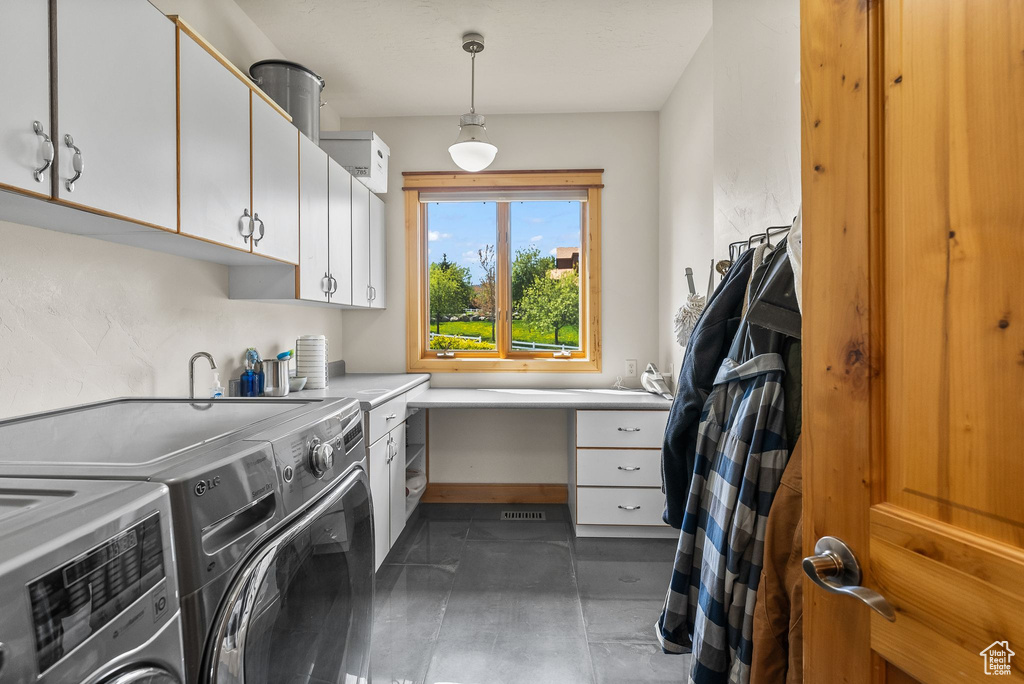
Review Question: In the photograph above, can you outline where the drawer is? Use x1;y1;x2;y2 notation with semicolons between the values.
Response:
577;449;663;487
576;487;668;526
576;410;668;448
367;393;408;445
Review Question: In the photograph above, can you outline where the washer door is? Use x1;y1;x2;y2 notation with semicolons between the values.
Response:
99;666;180;684
202;468;374;684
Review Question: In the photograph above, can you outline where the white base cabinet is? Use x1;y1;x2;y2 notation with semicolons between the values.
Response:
367;398;412;571
569;409;676;539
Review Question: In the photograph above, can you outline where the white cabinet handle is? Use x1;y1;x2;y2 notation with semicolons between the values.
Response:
239;208;254;242
618;505;641;511
617;466;641;472
32;121;53;182
617;427;641;432
252;213;265;246
63;134;83;191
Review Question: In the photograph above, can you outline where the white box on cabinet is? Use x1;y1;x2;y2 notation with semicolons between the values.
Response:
319;130;390;194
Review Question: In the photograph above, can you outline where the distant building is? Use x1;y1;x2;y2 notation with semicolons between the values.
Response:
551;247;580;279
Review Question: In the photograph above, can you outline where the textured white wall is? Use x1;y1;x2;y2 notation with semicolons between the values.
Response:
0;220;344;419
332;111;662;390
712;0;801;257
658;30;715;382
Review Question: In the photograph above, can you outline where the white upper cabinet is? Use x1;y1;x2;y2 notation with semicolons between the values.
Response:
54;0;176;229
0;1;52;195
350;180;371;307
328;159;353;305
178;31;251;249
251;97;299;264
298;134;330;302
369;192;387;309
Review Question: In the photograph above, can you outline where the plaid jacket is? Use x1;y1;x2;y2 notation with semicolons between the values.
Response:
657;353;790;684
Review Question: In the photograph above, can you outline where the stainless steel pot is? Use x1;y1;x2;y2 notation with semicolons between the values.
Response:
262;359;290;397
249;60;325;144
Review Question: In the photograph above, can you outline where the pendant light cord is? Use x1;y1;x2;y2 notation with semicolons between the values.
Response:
470;50;476;114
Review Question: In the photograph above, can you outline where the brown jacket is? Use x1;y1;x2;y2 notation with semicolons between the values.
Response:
751;441;803;683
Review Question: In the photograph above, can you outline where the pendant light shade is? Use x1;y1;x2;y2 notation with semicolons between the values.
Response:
449;33;497;172
449;113;497;172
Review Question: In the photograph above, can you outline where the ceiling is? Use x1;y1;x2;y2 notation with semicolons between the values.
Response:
234;0;711;119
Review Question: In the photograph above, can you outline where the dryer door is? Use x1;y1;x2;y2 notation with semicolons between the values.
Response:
202;468;374;684
100;666;180;684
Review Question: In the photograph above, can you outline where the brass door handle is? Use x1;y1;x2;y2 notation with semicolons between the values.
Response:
803;536;896;621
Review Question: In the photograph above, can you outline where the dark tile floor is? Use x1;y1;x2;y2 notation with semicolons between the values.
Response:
371;503;690;684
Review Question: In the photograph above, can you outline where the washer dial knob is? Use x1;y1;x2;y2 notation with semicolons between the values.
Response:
308;438;335;478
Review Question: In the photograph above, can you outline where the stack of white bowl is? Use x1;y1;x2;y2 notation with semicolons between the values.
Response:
296;335;328;389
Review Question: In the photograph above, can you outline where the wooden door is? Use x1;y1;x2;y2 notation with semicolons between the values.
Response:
54;0;176;230
328;158;353;305
350;179;372;307
369;191;387;309
802;0;1024;681
251;96;298;264
0;0;51;197
389;426;407;546
368;434;390;571
178;30;251;249
297;134;330;302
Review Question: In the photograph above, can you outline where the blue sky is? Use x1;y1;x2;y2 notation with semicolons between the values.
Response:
426;201;582;282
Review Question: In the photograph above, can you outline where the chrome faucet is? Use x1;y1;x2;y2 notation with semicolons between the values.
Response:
189;352;217;399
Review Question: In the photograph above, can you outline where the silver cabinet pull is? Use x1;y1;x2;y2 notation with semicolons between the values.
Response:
328;275;338;294
321;272;332;297
385;413;397;421
252;213;265;245
617;466;641;471
803;536;896;622
239;208;254;242
366;285;373;304
32;121;53;182
617;427;641;432
63;134;83;191
617;505;641;511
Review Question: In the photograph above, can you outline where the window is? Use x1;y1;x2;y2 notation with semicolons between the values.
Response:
404;170;603;372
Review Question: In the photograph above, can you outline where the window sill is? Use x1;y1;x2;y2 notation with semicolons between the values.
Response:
408;355;601;373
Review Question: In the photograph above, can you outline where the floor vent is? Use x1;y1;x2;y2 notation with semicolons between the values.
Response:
502;510;547;521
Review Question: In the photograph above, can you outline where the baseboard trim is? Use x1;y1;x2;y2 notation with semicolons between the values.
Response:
421;483;568;504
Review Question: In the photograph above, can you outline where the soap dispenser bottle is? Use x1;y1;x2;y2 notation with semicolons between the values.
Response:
210;372;225;399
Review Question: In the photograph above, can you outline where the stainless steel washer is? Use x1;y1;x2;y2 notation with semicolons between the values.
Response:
0;478;185;683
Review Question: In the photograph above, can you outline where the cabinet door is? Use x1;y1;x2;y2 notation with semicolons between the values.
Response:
368;435;390;571
55;0;176;229
389;426;407;546
350;180;371;307
178;32;251;248
0;0;51;196
369;192;387;309
251;97;298;264
327;159;353;305
298;134;330;302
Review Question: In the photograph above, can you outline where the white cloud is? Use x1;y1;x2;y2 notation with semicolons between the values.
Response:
529;235;544;243
549;247;559;255
428;231;452;242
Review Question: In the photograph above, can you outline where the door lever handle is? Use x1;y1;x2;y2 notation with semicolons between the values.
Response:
803;536;896;622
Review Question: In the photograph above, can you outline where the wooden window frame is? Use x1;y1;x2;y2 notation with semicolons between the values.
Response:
404;169;603;373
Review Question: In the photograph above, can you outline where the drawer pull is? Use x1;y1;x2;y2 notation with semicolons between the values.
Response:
617;427;641;432
617;466;641;472
385;413;398;421
617;505;642;511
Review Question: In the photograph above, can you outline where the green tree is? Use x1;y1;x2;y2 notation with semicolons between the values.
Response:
429;254;473;334
511;245;555;310
518;268;580;346
476;244;497;340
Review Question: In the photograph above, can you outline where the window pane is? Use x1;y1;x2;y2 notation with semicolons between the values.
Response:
425;202;498;352
509;201;582;352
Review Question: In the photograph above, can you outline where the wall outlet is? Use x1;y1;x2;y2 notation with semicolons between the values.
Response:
625;359;638;378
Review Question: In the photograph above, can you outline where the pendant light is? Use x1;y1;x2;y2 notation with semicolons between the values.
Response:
449;32;497;172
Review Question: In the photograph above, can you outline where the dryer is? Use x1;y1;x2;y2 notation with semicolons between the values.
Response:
0;478;185;683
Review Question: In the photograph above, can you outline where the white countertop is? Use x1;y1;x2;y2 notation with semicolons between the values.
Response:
290;373;430;410
407;387;672;410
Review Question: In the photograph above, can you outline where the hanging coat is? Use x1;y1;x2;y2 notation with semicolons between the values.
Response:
661;249;755;528
656;351;790;684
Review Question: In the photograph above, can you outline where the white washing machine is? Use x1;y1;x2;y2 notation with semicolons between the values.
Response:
0;477;185;683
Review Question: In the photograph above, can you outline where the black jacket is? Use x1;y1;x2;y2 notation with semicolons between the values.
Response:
661;249;754;528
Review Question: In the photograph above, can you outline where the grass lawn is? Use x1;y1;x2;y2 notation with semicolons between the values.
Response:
431;320;579;347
